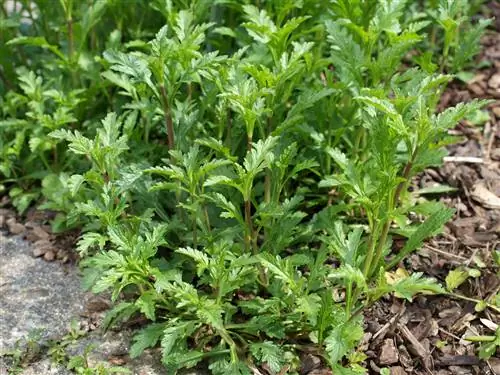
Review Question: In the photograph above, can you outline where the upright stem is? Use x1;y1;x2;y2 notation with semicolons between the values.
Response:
345;281;353;318
245;198;268;285
247;135;252;152
192;210;198;248
366;150;417;278
264;116;272;204
64;5;77;87
204;205;211;234
225;108;232;147
159;84;175;150
244;200;253;254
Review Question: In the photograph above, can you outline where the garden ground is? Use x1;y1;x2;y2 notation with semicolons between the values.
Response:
0;2;499;374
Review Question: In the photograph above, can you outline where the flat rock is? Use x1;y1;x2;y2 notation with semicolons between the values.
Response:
0;232;207;375
0;232;88;350
0;358;71;375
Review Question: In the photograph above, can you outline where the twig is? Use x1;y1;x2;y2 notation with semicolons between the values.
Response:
399;324;432;370
443;156;484;164
372;304;406;341
438;327;461;341
485;122;497;161
464;248;479;267
423;244;467;261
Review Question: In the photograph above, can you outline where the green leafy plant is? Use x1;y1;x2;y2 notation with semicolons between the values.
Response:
66;343;131;375
425;0;492;72
0;0;494;373
466;327;500;360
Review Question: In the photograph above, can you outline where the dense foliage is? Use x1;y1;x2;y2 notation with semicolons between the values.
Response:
0;0;493;373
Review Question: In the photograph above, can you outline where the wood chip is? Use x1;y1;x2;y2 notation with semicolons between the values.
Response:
471;182;500;209
300;354;321;374
480;318;499;332
33;247;49;257
488;73;500;89
390;366;407;375
31;225;50;240
6;218;25;235
398;324;431;369
43;250;56;261
379;338;399;365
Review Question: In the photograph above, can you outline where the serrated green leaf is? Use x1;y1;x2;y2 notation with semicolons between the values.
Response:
388;208;455;269
445;268;469;291
130;323;165;358
325;318;364;364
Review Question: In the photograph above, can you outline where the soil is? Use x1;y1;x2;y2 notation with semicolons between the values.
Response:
0;2;499;375
361;3;500;374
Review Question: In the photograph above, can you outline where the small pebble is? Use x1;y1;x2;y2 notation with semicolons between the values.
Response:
43;251;56;261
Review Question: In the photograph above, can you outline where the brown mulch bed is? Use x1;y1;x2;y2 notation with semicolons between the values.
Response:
363;3;500;374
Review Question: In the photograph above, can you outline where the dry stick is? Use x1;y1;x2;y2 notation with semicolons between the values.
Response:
399;324;432;371
443;156;484;163
486;122;497;161
423;244;467;261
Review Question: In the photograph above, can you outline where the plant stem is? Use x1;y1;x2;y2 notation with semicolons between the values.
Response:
66;15;77;87
264;116;272;204
345;281;353;318
204;205;211;234
159;84;175;150
244;200;253;254
244;198;267;285
366;150;416;278
192;210;198;248
225;108;232;147
450;292;500;313
363;148;418;279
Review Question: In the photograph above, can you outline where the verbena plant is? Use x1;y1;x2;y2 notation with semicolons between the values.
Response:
0;0;493;373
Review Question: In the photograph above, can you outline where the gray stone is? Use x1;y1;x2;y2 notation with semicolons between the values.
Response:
0;232;89;351
0;232;208;374
1;358;71;375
